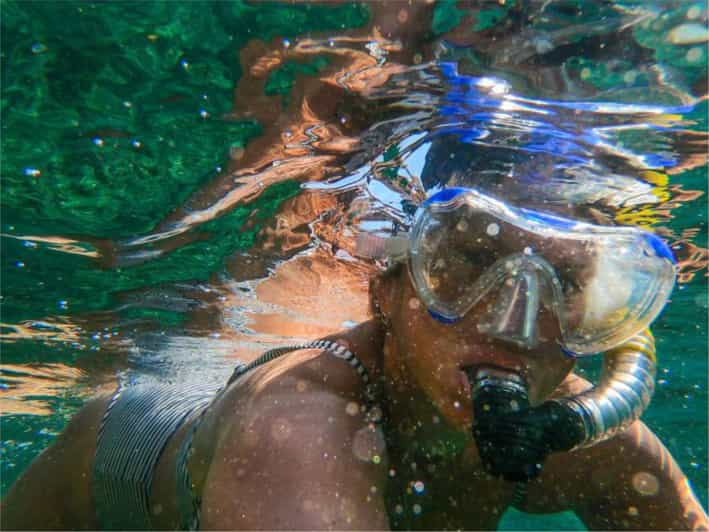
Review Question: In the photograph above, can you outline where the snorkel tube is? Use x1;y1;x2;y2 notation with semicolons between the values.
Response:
468;329;657;482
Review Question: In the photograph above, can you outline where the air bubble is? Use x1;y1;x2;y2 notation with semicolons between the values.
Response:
352;426;386;462
686;47;703;63
632;471;660;496
686;5;702;19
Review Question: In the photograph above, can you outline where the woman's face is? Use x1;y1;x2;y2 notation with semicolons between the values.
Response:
376;265;575;432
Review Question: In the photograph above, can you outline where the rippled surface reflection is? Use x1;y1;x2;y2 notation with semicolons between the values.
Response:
1;0;706;509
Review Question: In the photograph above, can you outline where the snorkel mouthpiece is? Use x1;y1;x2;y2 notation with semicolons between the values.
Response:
468;367;586;482
468;330;658;482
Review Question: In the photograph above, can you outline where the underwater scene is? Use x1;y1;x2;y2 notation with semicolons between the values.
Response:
1;1;707;530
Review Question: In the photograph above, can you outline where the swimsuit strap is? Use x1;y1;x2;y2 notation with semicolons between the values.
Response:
227;339;378;405
177;339;381;530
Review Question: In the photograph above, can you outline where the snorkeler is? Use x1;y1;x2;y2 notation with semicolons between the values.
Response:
3;185;708;530
4;1;708;529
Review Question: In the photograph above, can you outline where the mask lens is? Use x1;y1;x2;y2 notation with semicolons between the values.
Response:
410;189;675;353
412;207;505;316
560;236;675;354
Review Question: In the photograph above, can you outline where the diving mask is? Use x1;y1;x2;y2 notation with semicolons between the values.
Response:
389;187;675;355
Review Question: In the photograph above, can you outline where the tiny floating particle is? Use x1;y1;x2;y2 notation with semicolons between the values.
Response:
686;46;704;63
632;471;660;496
346;402;359;416
623;70;638;85
666;23;709;45
486;222;500;237
686;5;702;20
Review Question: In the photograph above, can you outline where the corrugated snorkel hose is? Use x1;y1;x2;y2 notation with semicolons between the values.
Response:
555;329;657;448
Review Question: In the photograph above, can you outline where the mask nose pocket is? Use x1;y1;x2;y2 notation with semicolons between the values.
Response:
476;261;560;350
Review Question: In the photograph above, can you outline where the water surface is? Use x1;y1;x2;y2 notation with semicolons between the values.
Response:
1;1;707;526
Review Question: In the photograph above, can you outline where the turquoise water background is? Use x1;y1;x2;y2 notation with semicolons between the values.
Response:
1;1;707;529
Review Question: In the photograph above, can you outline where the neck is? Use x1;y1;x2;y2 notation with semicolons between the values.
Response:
325;318;387;381
327;320;472;464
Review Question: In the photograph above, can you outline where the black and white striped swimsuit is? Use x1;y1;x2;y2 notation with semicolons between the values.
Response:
92;340;379;530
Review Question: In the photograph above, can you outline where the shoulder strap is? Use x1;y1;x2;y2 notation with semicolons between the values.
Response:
227;339;379;408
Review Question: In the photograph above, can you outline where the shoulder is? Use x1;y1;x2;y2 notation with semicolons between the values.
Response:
207;339;383;454
519;372;663;513
527;421;708;530
198;346;389;529
523;420;681;509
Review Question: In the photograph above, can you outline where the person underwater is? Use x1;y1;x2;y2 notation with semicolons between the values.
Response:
3;187;707;531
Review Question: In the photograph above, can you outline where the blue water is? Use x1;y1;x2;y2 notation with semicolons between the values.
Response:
1;0;707;527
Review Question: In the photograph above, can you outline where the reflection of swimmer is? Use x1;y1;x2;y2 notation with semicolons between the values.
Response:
3;187;707;530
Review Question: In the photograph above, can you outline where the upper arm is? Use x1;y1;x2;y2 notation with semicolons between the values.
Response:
200;385;390;530
533;421;708;530
1;394;109;530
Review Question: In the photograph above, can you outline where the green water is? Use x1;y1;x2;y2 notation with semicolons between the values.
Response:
1;1;707;528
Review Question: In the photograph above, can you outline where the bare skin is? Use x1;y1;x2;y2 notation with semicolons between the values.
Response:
3;4;707;530
3;264;707;531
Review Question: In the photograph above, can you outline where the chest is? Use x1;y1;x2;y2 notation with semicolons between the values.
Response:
384;448;519;530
